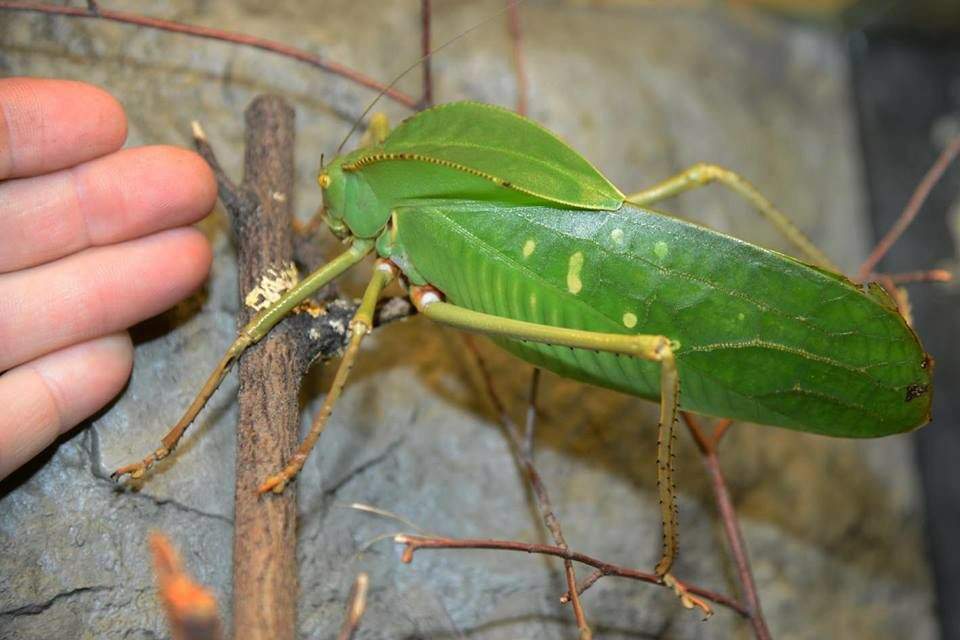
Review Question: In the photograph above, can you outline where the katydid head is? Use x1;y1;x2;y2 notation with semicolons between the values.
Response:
317;152;391;241
317;157;353;240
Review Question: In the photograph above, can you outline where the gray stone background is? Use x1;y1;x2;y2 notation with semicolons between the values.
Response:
0;1;940;638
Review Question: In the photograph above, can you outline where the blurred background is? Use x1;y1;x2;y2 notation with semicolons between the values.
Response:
0;1;958;638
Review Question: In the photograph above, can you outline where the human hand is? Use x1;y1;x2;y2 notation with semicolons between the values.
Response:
0;78;216;480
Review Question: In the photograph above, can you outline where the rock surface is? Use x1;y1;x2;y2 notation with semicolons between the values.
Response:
0;2;937;638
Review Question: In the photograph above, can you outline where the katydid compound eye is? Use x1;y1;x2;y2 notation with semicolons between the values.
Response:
318;173;331;188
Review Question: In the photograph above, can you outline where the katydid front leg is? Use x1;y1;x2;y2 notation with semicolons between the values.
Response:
112;239;375;481
410;288;683;580
258;260;396;494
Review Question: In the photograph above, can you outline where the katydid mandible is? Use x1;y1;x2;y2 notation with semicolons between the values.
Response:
114;101;933;588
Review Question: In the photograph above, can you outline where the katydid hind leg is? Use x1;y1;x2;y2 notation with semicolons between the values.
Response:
414;294;684;582
626;162;838;272
111;241;374;482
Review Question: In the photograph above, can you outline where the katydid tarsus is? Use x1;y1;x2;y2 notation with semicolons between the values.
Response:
113;97;934;594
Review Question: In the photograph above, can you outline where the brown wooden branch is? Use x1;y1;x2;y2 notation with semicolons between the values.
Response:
395;534;748;617
193;99;413;640
682;413;771;640
0;1;418;109
223;95;300;640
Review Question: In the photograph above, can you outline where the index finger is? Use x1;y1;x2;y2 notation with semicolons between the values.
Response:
0;78;128;180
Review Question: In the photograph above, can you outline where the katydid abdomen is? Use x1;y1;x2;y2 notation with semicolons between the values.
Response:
395;201;932;437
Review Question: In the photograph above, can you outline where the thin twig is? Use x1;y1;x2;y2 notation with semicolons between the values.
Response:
396;534;748;617
420;0;433;108
682;413;771;640
0;1;419;109
463;338;591;637
869;269;952;285
506;0;528;116
192;121;255;216
858;134;960;279
335;573;369;640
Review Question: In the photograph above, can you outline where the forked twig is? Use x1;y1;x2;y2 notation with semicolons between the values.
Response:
395;533;747;617
0;1;419;109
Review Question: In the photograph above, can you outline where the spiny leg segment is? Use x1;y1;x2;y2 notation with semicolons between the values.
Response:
258;260;396;494
627;162;839;272
411;287;683;581
112;239;375;481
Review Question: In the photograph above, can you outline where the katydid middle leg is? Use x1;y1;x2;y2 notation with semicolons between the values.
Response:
411;289;682;579
112;238;375;481
627;162;839;271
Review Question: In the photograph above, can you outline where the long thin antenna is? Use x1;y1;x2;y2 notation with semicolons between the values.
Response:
335;0;525;155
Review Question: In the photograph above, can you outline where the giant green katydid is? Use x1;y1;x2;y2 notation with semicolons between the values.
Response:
113;100;932;590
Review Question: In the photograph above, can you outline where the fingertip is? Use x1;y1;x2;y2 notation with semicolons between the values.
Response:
188;150;218;217
159;146;218;225
0;78;129;179
75;145;219;246
96;331;135;396
43;331;135;436
175;226;214;290
80;80;128;151
159;226;214;306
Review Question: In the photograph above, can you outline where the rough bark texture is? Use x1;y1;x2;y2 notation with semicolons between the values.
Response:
230;96;299;640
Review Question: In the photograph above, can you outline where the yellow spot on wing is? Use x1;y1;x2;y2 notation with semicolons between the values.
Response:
654;241;669;260
523;239;536;258
623;312;638;328
567;252;584;294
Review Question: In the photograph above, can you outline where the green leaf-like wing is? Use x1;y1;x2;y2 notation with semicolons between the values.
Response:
383;101;624;210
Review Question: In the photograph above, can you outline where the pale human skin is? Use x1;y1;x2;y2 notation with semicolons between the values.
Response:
0;78;216;480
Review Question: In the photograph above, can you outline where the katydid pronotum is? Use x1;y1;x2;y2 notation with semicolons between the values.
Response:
113;99;933;598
